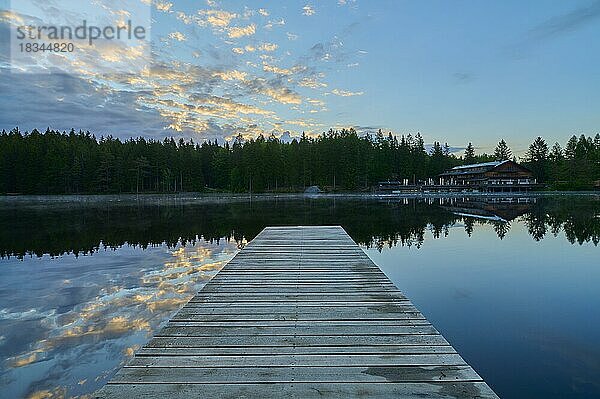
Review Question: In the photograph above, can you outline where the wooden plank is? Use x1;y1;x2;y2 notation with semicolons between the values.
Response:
208;280;394;283
187;295;409;302
174;307;422;314
164;320;431;327
96;382;498;399
154;325;438;337
193;290;406;296
170;315;426;322
182;301;415;307
200;287;399;292
145;335;451;347
125;354;467;368
179;304;420;312
111;365;477;383
95;226;498;399
136;345;458;356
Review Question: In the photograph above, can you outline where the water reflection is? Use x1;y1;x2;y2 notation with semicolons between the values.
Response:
1;196;598;260
0;239;238;398
0;195;598;399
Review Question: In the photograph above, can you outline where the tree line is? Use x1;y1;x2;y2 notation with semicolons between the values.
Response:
0;127;599;194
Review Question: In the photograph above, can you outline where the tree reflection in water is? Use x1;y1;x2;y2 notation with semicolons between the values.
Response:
0;195;598;259
0;194;598;398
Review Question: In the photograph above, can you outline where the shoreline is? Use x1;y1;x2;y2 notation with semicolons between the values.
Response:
0;191;598;206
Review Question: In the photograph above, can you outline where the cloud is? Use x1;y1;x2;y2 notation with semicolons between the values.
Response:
168;32;186;42
0;47;301;140
231;43;277;54
302;5;315;16
291;22;364;86
0;2;367;142
0;10;26;25
258;43;278;52
303;28;360;64
175;9;238;29
185;94;274;117
212;69;247;81
262;63;293;75
200;9;237;28
175;11;195;25
529;0;600;41
453;72;475;84
154;1;173;13
264;18;285;30
307;98;325;106
227;23;256;38
508;1;600;58
0;70;169;139
299;76;327;89
286;118;320;127
278;131;298;143
331;88;363;96
263;87;302;104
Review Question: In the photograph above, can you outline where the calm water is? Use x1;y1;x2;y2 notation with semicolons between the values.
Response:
0;195;599;399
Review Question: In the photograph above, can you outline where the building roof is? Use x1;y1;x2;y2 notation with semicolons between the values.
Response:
450;160;508;170
439;160;510;176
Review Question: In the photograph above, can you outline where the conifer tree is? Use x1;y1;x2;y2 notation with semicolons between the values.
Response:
493;139;512;161
464;143;476;164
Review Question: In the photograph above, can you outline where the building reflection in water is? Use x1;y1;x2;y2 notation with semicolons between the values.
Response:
0;195;598;398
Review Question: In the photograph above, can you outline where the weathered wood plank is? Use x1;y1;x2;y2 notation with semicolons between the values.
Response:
170;314;426;322
165;320;431;327
136;345;458;356
179;304;420;312
208;281;394;284
183;301;414;308
193;290;406;296
145;335;451;347
112;364;476;383
96;382;498;399
126;354;467;368
187;295;409;302
154;325;438;337
199;289;400;294
95;226;498;399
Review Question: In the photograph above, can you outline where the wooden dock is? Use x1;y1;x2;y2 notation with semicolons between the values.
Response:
95;226;498;398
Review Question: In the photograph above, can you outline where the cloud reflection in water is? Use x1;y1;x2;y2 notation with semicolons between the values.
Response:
0;237;239;399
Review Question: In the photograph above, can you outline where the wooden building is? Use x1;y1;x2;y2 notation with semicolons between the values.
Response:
438;160;536;192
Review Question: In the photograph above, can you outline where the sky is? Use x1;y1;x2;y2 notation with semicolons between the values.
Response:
0;0;599;155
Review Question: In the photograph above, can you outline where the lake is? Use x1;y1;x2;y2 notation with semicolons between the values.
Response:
0;194;599;399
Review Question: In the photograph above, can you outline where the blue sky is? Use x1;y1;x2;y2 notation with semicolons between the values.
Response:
1;0;599;154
